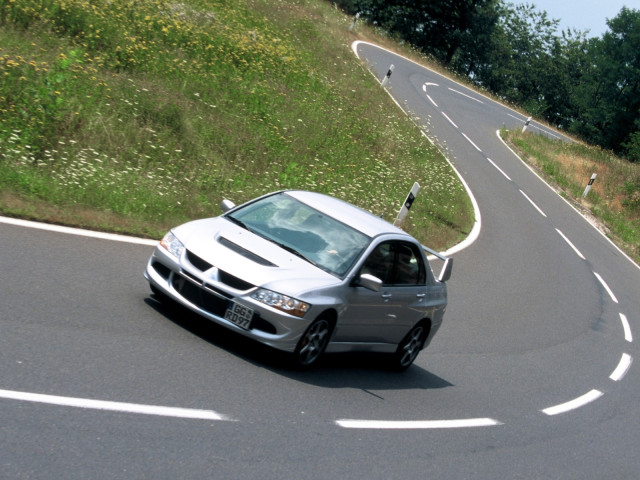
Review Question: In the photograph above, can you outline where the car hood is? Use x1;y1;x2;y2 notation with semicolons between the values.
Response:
173;217;342;296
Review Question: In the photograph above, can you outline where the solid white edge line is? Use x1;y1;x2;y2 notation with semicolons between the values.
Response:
351;40;482;258
486;158;512;181
4;41;484;428
335;418;501;429
505;113;562;138
352;41;639;275
610;353;632;381
351;41;515;108
0;389;230;420
555;229;586;260
593;272;619;304
542;389;603;416
440;155;482;257
0;216;158;246
519;190;547;217
620;313;633;342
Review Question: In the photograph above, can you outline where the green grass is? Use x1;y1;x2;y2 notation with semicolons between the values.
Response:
504;129;640;263
0;0;472;249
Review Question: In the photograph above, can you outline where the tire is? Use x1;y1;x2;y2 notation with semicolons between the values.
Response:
393;323;426;371
293;316;332;368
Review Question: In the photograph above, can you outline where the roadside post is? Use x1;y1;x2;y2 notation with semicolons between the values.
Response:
522;116;532;133
394;182;420;227
381;64;394;87
349;12;361;32
582;173;597;198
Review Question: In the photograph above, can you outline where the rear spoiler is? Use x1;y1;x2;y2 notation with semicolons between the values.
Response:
422;245;453;283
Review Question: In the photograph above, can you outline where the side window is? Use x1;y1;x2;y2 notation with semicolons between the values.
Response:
390;243;425;285
360;241;426;286
360;242;394;284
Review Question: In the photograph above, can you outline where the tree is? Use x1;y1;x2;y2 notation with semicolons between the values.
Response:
337;0;640;160
466;3;560;110
450;0;502;79
543;30;592;129
343;0;496;66
623;120;640;161
599;7;640;157
565;7;640;157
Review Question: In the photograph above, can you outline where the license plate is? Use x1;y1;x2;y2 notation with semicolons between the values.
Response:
224;301;253;330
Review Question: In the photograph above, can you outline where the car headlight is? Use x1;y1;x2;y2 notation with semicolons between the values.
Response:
251;289;310;318
159;231;185;259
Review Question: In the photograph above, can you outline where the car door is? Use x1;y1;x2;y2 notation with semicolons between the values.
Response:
334;240;429;345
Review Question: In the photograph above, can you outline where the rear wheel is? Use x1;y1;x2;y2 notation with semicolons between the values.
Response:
293;317;332;368
393;323;426;371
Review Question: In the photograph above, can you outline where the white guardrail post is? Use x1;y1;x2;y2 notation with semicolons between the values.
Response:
583;173;597;197
349;12;361;32
381;64;394;87
394;182;420;227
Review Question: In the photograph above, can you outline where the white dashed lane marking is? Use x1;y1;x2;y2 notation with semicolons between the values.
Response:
620;313;633;342
594;272;619;304
556;229;586;260
0;389;232;421
336;418;502;429
519;189;547;217
542;390;603;416
610;354;632;382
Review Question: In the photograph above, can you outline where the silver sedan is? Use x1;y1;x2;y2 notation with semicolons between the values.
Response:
144;190;451;370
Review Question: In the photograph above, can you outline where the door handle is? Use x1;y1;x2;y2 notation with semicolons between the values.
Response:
381;293;392;299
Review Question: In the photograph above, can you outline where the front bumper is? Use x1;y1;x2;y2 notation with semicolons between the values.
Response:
144;246;312;353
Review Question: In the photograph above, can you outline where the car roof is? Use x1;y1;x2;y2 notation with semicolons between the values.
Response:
284;190;411;239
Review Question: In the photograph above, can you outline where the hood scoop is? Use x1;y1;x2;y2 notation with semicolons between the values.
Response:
218;236;277;267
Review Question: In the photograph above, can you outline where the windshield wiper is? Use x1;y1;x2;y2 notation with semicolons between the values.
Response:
226;215;251;232
272;241;317;266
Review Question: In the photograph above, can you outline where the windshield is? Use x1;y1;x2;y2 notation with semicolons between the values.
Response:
226;193;371;277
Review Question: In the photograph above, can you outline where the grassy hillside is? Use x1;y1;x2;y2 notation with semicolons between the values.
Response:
0;0;473;249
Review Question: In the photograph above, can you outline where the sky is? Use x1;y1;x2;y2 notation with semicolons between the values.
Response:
524;0;634;37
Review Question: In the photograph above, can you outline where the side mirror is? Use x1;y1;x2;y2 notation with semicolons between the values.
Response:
221;199;236;213
356;273;383;292
438;257;453;283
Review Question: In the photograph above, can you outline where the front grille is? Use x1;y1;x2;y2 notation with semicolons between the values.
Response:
172;275;229;318
185;249;254;291
186;250;213;272
219;270;254;291
181;270;201;284
172;274;265;332
204;284;232;299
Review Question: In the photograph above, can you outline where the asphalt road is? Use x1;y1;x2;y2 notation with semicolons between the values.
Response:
1;42;639;479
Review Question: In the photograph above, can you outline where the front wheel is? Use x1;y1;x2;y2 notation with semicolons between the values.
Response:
392;323;426;371
293;317;332;368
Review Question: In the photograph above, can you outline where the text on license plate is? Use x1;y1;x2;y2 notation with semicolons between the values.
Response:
224;301;253;330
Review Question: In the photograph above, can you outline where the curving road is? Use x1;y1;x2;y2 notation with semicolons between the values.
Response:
1;42;639;479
